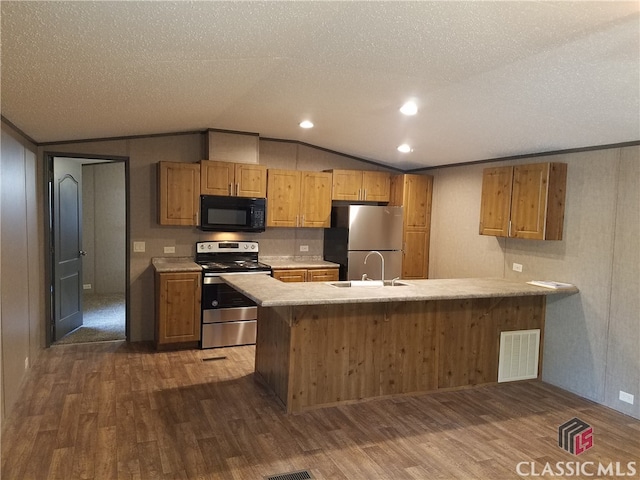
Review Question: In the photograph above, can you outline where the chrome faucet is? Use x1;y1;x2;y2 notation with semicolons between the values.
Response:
364;250;384;282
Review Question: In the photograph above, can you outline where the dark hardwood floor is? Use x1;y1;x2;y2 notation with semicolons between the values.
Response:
2;341;638;479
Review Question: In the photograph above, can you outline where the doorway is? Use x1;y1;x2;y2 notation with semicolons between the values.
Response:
46;154;129;345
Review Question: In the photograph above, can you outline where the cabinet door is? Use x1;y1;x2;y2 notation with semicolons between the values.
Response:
331;170;362;201
300;171;332;227
307;268;339;282
200;160;234;196
156;272;201;346
510;163;549;240
266;169;301;227
235;164;267;198
403;174;433;229
158;162;201;226
272;269;307;282
362;171;391;202
402;230;430;279
479;166;513;237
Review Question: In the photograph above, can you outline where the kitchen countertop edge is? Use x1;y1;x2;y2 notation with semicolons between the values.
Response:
260;256;340;269
220;275;579;307
151;257;202;273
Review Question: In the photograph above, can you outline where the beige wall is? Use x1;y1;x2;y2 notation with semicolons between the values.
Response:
427;146;640;419
0;122;43;422
82;162;126;294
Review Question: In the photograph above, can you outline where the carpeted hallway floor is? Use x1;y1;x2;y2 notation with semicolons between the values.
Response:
54;292;126;344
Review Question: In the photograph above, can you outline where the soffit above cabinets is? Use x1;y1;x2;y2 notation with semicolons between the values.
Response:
1;1;638;169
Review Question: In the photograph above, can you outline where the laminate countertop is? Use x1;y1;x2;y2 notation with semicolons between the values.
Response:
151;257;201;273
220;275;579;307
260;256;340;269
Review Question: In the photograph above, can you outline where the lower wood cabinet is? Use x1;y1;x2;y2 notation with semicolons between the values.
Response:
155;271;201;349
272;268;339;283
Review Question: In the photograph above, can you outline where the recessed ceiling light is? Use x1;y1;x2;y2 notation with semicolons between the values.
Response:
397;144;413;153
400;101;418;116
299;120;314;129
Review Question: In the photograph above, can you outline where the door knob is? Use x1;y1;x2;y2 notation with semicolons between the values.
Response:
79;250;87;256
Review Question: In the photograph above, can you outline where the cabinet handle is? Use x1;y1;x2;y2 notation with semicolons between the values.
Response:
363;189;367;200
236;183;239;196
358;188;362;200
508;220;512;237
228;183;232;196
295;215;299;227
301;214;305;226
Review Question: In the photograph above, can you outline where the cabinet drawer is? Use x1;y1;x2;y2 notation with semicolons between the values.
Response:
272;269;307;282
307;268;339;282
202;320;256;348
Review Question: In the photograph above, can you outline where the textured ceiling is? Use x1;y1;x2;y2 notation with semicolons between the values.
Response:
1;1;639;169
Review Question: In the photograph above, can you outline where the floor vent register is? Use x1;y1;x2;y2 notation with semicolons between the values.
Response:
264;470;314;480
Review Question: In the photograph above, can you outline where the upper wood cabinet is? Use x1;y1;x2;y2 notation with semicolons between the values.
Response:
200;160;267;198
267;169;332;228
155;271;201;349
389;174;433;279
329;169;391;202
479;162;567;240
158;161;200;226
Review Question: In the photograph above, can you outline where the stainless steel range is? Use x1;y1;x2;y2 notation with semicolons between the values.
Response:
195;241;271;349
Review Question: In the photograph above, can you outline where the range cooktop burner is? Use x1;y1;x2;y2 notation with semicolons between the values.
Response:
196;241;271;274
200;260;271;272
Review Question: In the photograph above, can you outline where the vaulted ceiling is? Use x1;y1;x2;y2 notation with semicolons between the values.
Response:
1;1;639;169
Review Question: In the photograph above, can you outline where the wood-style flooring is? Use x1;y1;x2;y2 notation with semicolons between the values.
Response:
2;341;639;479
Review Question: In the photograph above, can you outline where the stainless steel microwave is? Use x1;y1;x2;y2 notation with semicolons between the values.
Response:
199;195;266;232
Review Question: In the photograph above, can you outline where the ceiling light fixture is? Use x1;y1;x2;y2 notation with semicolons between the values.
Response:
400;101;418;116
299;120;314;129
397;144;413;153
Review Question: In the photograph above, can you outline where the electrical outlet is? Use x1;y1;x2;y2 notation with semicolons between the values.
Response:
25;357;29;370
133;241;146;253
299;245;309;252
83;284;92;290
164;246;176;254
619;391;634;405
512;263;523;272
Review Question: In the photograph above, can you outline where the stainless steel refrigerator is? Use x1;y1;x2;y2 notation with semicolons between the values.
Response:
323;205;404;281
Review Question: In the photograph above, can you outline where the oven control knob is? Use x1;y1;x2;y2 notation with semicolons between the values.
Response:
244;244;248;249
211;300;218;307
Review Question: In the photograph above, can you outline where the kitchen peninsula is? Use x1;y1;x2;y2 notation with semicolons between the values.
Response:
222;275;578;413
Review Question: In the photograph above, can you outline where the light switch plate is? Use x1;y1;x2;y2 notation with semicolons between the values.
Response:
512;263;523;272
299;245;309;252
164;246;176;254
133;241;145;252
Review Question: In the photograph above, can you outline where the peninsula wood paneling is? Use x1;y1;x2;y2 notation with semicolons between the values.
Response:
255;296;545;413
437;296;545;389
255;306;292;406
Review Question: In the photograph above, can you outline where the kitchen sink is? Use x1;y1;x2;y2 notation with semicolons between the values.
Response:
328;280;409;287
